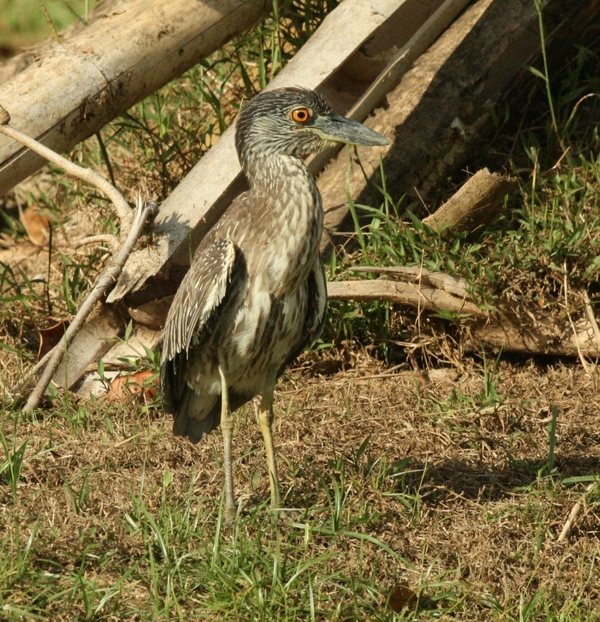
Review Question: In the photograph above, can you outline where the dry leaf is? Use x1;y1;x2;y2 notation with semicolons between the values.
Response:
107;370;158;403
38;320;68;360
388;583;418;612
0;243;40;265
21;206;50;246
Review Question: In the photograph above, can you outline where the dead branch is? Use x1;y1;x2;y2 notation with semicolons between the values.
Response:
21;197;157;413
0;106;132;233
329;277;600;358
348;265;470;297
0;105;157;411
328;279;482;317
557;481;599;543
583;289;600;351
72;234;120;253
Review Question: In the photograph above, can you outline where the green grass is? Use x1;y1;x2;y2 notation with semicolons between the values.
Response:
1;1;600;621
0;0;97;48
2;373;599;621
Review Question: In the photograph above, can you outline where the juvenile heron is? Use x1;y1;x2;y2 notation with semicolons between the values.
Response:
161;87;388;520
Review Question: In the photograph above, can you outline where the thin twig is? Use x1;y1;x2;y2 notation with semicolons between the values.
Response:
12;349;55;397
563;264;592;374
557;481;598;543
582;289;600;352
72;234;120;253
21;198;158;413
0;106;132;231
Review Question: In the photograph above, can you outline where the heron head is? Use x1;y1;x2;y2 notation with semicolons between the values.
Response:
235;87;389;168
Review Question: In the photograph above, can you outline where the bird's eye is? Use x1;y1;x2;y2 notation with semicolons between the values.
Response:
291;107;311;123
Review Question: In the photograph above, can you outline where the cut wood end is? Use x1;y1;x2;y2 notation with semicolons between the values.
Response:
422;169;518;233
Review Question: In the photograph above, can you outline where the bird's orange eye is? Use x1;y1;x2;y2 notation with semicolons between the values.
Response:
291;107;311;123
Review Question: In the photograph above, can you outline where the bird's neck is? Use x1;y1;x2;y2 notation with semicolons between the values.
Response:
245;155;322;212
244;153;323;293
244;153;321;215
244;153;309;189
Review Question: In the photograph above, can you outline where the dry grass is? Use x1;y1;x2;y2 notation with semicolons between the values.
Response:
2;353;599;619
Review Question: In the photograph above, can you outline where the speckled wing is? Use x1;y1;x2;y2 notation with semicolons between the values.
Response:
304;259;328;347
280;259;327;375
161;238;237;414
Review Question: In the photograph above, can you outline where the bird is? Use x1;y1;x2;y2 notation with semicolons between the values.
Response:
160;87;388;521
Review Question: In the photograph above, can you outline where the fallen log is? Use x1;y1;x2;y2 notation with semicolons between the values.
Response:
0;0;123;85
0;0;270;196
328;279;600;359
465;312;600;359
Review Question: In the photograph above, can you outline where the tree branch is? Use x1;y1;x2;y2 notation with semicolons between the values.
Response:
21;198;158;413
0;104;158;411
0;106;132;231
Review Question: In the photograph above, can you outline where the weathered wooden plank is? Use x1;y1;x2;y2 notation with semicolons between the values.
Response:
0;0;269;196
52;304;124;389
319;0;600;245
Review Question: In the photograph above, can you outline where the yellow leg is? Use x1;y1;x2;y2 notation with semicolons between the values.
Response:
219;365;236;523
258;372;280;510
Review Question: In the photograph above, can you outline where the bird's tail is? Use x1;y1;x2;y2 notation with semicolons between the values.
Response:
171;387;255;443
172;390;221;443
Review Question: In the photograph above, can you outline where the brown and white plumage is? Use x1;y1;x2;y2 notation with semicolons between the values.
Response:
161;87;388;519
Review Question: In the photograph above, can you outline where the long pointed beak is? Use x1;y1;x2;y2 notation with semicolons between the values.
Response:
310;113;390;146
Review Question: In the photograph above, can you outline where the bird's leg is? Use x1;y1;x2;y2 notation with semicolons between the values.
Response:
219;365;236;522
258;371;280;511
